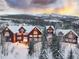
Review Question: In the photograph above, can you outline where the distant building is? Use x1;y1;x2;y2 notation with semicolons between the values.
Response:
46;26;55;46
56;29;78;44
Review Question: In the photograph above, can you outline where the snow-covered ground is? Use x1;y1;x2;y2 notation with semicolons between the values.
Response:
0;42;29;59
60;42;79;59
0;42;54;59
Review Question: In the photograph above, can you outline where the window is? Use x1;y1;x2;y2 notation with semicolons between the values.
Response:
5;32;10;36
33;35;38;37
23;37;28;42
17;37;22;40
38;35;42;37
48;30;53;33
29;35;33;37
73;39;76;42
33;31;38;35
5;28;8;30
24;37;27;39
20;28;24;32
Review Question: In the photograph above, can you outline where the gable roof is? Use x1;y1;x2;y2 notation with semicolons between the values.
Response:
28;27;42;35
46;26;55;33
8;26;19;33
46;26;55;30
7;25;43;34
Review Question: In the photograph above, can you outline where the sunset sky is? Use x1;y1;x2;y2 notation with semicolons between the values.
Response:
1;0;79;16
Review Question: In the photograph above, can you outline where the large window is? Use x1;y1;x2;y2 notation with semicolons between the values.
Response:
33;31;38;35
23;37;28;42
33;35;38;37
20;28;25;33
17;37;22;40
29;35;33;37
48;30;53;33
4;32;10;37
38;35;42;37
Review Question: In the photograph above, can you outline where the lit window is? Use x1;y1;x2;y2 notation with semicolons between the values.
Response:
24;37;27;39
29;35;33;37
20;28;25;33
73;39;76;42
33;35;38;37
48;30;53;32
33;31;38;35
23;33;27;35
17;37;21;40
5;28;8;30
23;37;28;42
5;32;10;36
38;35;42;37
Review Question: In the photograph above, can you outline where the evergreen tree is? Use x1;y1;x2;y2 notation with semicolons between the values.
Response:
51;33;60;59
28;38;34;55
39;27;48;59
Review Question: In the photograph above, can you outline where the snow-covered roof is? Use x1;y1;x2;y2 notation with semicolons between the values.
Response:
8;26;19;33
46;26;55;33
46;26;55;30
56;29;78;37
7;25;43;34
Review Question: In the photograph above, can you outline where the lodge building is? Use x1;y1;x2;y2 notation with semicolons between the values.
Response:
63;30;78;44
2;25;79;45
56;29;78;44
2;25;42;44
46;26;55;46
28;27;42;43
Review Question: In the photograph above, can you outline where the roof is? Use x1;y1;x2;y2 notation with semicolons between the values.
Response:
8;26;19;33
7;25;43;34
56;29;78;37
46;26;55;30
46;26;55;33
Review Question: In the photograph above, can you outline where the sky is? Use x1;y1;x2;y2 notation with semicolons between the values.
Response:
0;0;79;16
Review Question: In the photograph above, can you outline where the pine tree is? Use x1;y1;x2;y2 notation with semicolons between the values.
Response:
51;33;60;59
39;27;48;59
28;38;34;55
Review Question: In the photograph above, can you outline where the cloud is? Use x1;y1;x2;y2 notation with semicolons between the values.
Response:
6;0;32;8
2;0;79;16
5;0;58;8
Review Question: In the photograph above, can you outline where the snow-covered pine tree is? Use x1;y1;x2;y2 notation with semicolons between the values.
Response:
39;27;48;59
1;25;7;56
51;32;60;59
28;38;35;55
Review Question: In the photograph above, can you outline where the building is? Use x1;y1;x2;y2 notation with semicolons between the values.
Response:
63;30;78;44
2;25;43;44
28;27;42;43
46;26;55;46
56;29;78;44
2;27;14;42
